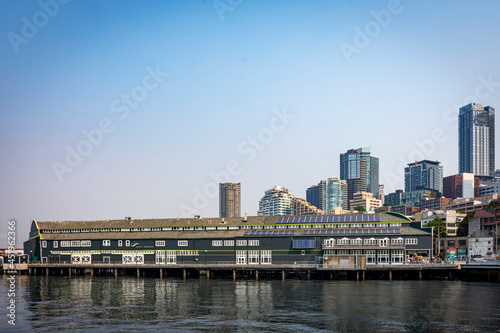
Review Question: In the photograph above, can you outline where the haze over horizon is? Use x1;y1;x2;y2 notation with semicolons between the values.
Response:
1;0;500;247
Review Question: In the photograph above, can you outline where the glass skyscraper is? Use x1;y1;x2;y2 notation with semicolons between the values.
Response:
306;178;347;212
404;160;443;194
459;103;495;177
340;147;379;208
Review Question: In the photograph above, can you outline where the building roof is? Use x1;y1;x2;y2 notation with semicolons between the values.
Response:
473;210;494;218
34;213;410;230
39;226;428;240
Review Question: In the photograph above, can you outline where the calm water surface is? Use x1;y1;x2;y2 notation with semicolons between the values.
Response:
1;275;499;332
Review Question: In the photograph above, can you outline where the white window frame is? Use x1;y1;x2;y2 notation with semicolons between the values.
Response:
405;238;418;245
212;240;223;247
236;250;247;265
248;250;259;264
71;240;81;247
248;240;259;246
324;238;335;247
178;240;188;247
42;240;47;248
261;250;272;264
103;240;111;246
224;240;234;246
155;240;166;247
81;240;91;247
53;240;58;248
61;241;70;247
236;240;247;246
118;240;123;247
126;240;130;247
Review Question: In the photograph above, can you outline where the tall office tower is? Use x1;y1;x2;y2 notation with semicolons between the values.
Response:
443;173;479;200
404;160;443;193
257;186;295;216
340;147;379;208
219;183;241;218
306;184;322;210
378;184;385;204
459;103;495;177
320;178;348;212
306;178;348;211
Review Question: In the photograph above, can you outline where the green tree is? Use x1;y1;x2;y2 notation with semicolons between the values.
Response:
426;217;447;252
457;210;475;237
383;203;390;206
354;205;366;212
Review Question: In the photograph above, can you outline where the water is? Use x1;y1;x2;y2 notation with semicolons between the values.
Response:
1;275;499;332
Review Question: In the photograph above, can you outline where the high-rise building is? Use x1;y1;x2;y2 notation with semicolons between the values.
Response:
290;197;324;216
404;160;443;194
219;183;241;218
459;103;495;177
385;189;403;206
443;173;479;200
378;184;385;204
306;184;322;210
258;186;295;216
306;178;348;211
340;147;379;208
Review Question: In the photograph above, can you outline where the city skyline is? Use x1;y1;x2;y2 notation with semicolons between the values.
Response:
2;1;500;247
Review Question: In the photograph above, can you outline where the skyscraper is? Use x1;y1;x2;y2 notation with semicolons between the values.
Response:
257;186;295;216
306;178;348;212
340;147;379;208
404;160;443;194
219;183;241;218
459;103;495;177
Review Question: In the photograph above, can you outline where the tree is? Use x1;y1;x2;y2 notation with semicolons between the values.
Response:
383;203;390;206
354;205;366;212
426;217;447;238
457;210;475;237
426;217;447;255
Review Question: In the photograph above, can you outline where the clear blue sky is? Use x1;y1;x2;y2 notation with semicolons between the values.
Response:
1;0;500;247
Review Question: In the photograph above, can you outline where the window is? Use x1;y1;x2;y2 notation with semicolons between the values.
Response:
126;240;130;247
365;250;376;264
248;240;259;246
71;241;81;247
337;250;349;255
364;238;376;246
324;238;335;247
350;238;362;245
53;241;58;248
248;250;259;264
61;241;70;247
261;250;272;264
337;238;349;246
42;240;47;248
224;240;234;246
459;240;466;246
81;240;91;247
236;240;247;246
178;240;188;247
391;238;404;245
378;250;390;264
155;240;166;247
378;238;389;247
118;240;123;247
212;240;223;247
103;240;111;246
405;238;418;245
448;240;456;247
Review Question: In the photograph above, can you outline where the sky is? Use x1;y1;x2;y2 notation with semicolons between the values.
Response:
1;0;500;247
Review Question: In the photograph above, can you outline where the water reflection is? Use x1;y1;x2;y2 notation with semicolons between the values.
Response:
1;275;499;332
